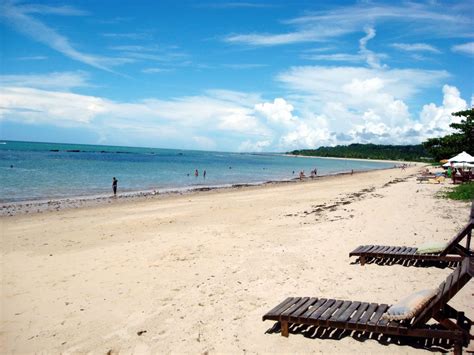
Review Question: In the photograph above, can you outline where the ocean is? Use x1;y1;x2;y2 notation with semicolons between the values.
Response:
0;140;394;203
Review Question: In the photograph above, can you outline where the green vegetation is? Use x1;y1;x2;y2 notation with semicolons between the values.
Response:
441;183;474;201
422;108;474;162
289;143;428;161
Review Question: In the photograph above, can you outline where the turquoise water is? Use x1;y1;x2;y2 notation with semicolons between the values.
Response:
0;140;394;202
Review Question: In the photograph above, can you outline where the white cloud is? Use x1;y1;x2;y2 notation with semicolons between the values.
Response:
223;30;328;46
18;55;48;61
109;45;159;52
141;68;173;74
223;2;473;47
346;83;466;145
204;89;262;107
277;66;449;101
418;85;468;139
302;53;364;62
238;140;272;152
0;72;468;151
0;2;121;71
286;3;472;38
0;72;91;90
222;63;268;69
193;136;217;150
216;108;267;134
391;43;440;53
16;4;88;16
252;97;336;149
451;42;474;56
0;85;271;149
359;26;375;48
303;27;387;68
0;87;107;125
101;32;151;40
280;122;332;149
358;27;386;69
275;64;465;145
255;98;297;126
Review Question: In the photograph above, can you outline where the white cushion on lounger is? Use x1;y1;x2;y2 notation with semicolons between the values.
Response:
415;242;447;254
382;289;437;321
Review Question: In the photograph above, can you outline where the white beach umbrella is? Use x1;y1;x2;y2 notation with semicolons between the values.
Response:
442;151;474;167
447;151;474;163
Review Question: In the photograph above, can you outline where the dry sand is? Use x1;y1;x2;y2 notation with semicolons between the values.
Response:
1;165;472;354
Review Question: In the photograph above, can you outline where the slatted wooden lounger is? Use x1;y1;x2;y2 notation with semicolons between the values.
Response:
262;257;473;354
349;220;473;266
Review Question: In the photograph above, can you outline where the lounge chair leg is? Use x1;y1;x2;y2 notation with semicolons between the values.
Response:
360;256;366;266
281;321;289;337
453;341;462;355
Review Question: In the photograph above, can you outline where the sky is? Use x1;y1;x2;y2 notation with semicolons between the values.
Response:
0;0;473;152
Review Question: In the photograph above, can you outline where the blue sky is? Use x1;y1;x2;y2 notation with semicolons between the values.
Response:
1;0;473;152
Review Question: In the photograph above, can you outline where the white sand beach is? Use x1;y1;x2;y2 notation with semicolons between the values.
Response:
1;165;472;354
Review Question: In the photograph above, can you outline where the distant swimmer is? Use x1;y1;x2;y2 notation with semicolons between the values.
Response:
203;170;206;179
195;169;199;177
112;177;118;196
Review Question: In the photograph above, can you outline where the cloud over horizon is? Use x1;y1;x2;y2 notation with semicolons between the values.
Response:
0;69;469;152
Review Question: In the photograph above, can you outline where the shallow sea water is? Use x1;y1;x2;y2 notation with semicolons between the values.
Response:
0;140;394;202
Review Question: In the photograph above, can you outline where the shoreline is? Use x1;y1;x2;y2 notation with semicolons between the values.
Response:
0;165;414;217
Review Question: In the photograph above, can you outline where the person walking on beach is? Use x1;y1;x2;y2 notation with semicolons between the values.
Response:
112;177;118;196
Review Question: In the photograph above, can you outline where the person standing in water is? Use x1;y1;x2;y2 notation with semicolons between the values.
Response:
203;170;206;179
195;169;199;177
112;177;118;196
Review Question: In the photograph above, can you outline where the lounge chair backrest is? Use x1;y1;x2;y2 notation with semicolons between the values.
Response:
412;257;473;326
439;221;472;256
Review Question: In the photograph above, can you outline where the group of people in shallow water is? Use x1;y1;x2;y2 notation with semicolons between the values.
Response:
110;165;368;196
296;168;318;180
188;169;206;178
112;169;210;196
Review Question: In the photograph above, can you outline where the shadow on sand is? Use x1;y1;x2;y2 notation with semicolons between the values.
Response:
265;322;458;353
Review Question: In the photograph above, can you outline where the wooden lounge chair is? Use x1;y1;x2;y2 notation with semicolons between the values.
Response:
349;220;473;266
262;257;473;354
